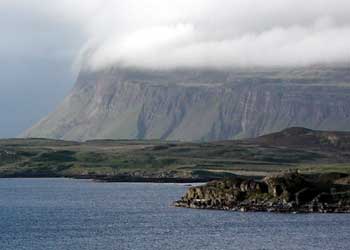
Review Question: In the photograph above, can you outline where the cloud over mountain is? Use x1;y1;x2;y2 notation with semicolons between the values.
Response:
2;0;350;70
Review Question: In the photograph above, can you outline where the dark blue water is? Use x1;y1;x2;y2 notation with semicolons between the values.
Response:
0;179;349;250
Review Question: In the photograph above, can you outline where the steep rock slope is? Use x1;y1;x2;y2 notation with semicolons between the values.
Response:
23;66;350;141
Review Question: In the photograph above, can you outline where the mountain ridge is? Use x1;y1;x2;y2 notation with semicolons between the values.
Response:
23;66;350;141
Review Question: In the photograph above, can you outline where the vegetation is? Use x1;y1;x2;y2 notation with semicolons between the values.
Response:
1;127;350;180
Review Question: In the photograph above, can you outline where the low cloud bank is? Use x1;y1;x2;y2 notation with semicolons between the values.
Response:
3;0;350;70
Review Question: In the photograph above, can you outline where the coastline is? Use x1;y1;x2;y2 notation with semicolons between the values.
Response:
0;174;219;183
174;172;350;213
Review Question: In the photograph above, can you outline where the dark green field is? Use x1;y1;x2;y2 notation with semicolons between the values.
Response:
1;127;350;181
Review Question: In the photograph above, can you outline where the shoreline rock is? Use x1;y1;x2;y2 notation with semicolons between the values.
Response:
174;172;350;213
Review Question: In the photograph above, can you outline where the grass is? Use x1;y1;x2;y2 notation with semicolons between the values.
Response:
297;163;350;174
1;137;350;179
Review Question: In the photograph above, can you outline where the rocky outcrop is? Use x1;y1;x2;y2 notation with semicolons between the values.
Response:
23;66;350;141
174;172;350;213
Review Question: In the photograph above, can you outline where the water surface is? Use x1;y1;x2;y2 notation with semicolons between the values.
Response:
0;178;349;250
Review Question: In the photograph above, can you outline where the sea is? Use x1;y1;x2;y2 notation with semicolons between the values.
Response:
0;178;349;250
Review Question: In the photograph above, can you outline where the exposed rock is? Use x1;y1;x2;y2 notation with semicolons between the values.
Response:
23;66;350;141
174;172;350;213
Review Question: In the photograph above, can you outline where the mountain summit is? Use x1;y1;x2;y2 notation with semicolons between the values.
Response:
23;66;350;141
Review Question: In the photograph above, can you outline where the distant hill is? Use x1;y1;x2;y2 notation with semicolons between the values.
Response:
23;65;350;141
252;127;350;149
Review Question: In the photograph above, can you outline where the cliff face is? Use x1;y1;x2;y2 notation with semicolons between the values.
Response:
23;66;350;141
174;172;350;213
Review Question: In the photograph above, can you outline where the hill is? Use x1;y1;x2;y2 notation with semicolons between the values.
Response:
252;127;350;149
3;128;350;181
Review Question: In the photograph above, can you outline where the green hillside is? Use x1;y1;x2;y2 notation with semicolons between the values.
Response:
2;128;350;181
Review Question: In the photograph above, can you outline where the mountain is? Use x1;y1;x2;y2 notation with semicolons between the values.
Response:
23;65;350;141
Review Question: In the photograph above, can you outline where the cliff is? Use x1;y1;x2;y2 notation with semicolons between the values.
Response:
174;172;350;213
23;66;350;141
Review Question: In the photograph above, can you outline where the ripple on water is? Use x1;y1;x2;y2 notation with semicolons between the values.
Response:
0;179;349;250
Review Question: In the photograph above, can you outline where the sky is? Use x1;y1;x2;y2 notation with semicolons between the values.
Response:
1;0;350;137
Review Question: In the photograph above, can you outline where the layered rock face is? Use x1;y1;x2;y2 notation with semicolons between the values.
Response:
24;66;350;141
174;172;350;213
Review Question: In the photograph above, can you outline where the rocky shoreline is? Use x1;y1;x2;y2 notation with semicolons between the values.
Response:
174;172;350;213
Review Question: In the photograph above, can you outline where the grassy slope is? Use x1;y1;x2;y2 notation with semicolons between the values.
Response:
2;128;350;179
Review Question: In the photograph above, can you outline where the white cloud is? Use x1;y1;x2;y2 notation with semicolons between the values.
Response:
2;0;350;70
